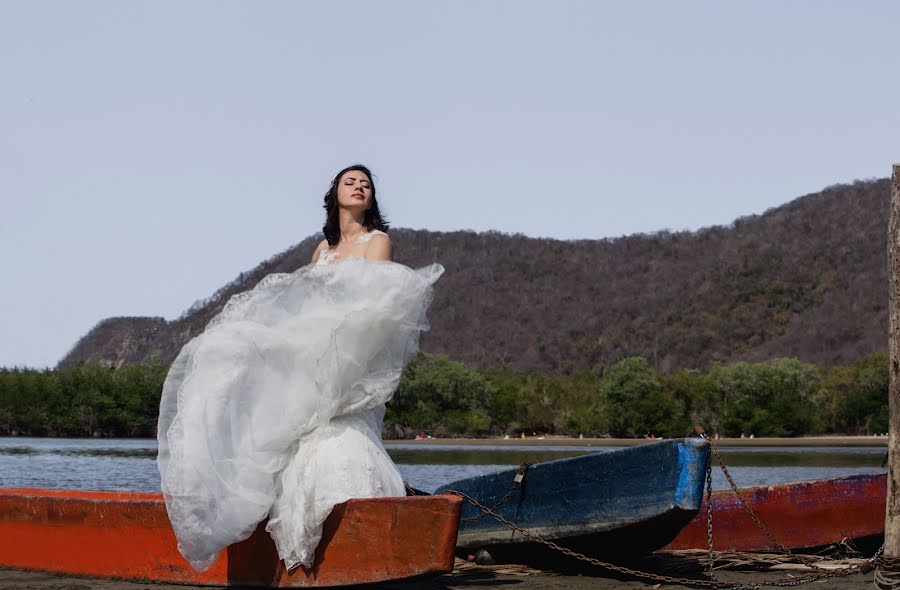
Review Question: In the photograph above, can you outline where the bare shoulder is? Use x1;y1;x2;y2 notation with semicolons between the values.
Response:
365;232;392;261
311;239;329;263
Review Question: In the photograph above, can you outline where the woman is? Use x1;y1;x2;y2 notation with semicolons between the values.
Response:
311;165;392;264
157;165;442;572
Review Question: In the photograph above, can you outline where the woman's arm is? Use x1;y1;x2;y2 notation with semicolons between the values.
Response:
365;234;392;261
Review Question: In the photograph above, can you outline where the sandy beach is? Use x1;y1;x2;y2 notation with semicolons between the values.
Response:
0;561;875;590
386;435;888;448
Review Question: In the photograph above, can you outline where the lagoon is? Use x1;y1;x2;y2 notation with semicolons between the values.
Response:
0;437;886;494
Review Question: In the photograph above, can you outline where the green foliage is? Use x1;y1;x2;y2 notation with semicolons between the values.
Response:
0;351;890;440
385;353;496;437
483;371;607;436
818;352;888;435
0;362;166;437
384;353;885;439
603;358;688;437
705;358;823;437
666;368;718;432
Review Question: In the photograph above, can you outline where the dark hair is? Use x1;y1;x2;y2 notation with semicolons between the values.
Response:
322;164;389;246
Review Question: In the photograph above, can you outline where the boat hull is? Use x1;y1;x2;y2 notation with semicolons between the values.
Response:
434;438;710;560
663;473;886;552
0;488;461;587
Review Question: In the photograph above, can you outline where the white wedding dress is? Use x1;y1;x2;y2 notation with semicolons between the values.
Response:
157;237;443;572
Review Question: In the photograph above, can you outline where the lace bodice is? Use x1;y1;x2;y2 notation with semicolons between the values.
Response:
317;230;387;266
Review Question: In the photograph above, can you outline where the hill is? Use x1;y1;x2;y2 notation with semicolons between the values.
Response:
59;179;890;374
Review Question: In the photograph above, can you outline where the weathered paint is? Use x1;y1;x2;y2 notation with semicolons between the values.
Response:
435;438;710;553
663;473;886;552
674;441;707;508
888;163;900;557
0;488;461;587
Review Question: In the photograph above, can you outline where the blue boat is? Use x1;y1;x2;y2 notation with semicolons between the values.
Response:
434;438;710;563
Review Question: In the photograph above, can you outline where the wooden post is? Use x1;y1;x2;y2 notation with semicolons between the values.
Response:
888;164;900;556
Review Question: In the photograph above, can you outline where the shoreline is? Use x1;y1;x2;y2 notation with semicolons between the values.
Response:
384;435;888;447
0;563;874;590
0;435;888;447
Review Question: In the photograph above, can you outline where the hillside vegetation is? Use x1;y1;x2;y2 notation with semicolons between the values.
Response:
0;352;887;438
60;179;890;374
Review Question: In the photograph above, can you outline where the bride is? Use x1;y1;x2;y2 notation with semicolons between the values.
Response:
156;165;443;572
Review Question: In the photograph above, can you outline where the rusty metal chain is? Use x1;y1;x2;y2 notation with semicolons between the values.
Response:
699;432;887;581
442;433;885;588
448;488;736;588
461;463;531;523
706;458;716;578
703;435;794;556
445;489;879;588
454;487;885;587
701;434;847;574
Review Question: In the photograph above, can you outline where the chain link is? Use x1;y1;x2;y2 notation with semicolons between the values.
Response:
702;434;865;574
461;463;531;523
706;459;716;578
704;436;796;557
702;433;889;579
446;488;878;588
445;488;880;588
448;488;735;588
442;434;886;588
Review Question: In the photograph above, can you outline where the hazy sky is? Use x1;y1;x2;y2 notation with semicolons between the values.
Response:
2;1;899;368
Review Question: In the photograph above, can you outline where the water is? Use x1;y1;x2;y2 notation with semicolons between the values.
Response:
0;437;161;493
0;437;886;494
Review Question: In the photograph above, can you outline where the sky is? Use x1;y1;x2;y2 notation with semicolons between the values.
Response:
1;1;899;368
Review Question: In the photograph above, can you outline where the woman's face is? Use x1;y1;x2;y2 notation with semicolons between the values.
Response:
336;170;373;211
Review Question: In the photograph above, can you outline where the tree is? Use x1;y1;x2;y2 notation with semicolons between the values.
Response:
386;353;495;437
709;359;821;437
602;357;687;437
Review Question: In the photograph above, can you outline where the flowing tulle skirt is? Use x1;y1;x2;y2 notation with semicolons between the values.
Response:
156;259;443;571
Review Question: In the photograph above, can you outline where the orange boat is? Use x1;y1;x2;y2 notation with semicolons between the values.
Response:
663;473;885;552
0;488;461;587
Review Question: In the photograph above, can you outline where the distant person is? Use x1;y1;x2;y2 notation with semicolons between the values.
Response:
157;165;443;572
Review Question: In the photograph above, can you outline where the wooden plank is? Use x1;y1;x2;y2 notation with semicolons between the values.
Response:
0;488;461;587
888;163;900;557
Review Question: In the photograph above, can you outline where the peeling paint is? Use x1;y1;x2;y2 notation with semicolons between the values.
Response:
665;473;885;551
0;489;461;587
437;438;711;553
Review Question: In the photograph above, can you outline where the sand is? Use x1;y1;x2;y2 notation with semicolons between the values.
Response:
0;562;876;590
385;435;888;448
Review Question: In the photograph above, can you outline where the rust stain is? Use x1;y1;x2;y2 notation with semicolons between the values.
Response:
663;474;885;551
0;488;461;587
